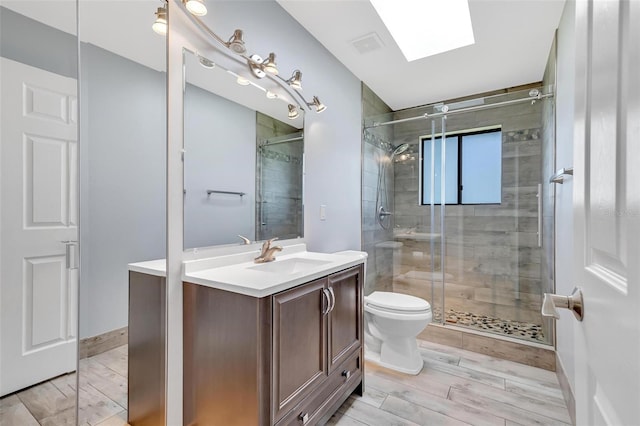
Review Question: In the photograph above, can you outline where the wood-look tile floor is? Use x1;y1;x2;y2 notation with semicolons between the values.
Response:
0;345;129;426
329;340;571;426
1;340;570;426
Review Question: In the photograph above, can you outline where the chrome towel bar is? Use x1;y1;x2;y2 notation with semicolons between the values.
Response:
206;190;246;197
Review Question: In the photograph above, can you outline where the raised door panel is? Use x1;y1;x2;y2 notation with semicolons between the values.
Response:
327;266;362;374
272;278;327;422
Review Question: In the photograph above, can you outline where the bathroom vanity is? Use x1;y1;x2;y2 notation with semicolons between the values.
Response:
128;245;366;426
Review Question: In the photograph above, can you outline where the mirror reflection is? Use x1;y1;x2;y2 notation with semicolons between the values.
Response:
183;50;304;250
1;2;79;425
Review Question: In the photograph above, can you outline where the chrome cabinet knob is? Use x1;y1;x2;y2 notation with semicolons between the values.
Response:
542;287;583;321
299;412;309;424
342;370;351;380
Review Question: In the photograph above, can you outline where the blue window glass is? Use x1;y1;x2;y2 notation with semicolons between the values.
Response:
461;132;502;204
421;136;458;204
421;129;501;205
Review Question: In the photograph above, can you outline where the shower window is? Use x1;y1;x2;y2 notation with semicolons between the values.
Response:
421;128;502;205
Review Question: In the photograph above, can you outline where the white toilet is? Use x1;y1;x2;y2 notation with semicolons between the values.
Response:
364;291;432;375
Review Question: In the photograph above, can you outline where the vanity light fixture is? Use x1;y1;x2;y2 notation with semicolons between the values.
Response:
288;104;299;120
152;4;167;36
227;30;247;54
248;53;279;79
177;1;327;117
184;0;207;16
286;70;303;90
262;53;278;75
307;96;326;113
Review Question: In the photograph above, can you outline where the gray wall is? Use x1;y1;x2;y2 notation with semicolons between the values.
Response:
0;6;76;79
184;83;256;249
555;0;577;394
79;43;166;338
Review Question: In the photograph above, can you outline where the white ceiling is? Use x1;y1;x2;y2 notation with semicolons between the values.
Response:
3;0;566;113
277;0;566;110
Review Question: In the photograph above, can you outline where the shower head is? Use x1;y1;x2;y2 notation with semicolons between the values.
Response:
390;143;410;159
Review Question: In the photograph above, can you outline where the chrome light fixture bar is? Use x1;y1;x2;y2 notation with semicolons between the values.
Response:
173;0;326;116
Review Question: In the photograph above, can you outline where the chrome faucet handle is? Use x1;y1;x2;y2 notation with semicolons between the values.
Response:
259;237;278;254
238;235;251;245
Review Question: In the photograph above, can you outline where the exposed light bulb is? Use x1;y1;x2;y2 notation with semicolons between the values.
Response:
266;91;278;99
152;6;167;36
288;104;299;120
288;70;302;91
310;96;326;113
198;56;215;69
263;52;278;75
185;0;207;16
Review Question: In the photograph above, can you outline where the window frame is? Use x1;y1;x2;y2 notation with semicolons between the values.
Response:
420;127;502;206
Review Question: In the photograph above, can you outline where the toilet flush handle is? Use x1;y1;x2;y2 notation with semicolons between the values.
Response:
541;287;584;321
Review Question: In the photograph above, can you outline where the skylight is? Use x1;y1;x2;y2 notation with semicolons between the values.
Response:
370;0;475;62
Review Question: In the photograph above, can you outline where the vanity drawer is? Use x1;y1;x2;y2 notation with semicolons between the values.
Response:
276;353;361;426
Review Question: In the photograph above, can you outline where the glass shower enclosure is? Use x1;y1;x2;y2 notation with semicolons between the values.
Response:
362;87;555;346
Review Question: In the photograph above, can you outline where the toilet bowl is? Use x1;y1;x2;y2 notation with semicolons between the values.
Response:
364;291;432;375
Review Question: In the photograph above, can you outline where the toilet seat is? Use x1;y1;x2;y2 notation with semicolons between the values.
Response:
365;291;431;313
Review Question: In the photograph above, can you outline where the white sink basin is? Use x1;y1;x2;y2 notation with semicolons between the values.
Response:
248;257;331;274
182;244;367;297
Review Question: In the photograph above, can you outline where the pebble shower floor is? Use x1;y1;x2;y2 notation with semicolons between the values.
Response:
432;308;545;342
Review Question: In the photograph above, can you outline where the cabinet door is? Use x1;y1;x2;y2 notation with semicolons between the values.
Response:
272;278;328;422
327;266;362;374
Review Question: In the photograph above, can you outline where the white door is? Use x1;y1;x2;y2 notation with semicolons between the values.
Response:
0;58;78;396
572;0;640;424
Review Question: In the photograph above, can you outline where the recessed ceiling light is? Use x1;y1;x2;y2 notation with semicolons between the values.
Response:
370;0;475;61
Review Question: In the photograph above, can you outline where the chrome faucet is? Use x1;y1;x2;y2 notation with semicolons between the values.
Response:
254;237;283;263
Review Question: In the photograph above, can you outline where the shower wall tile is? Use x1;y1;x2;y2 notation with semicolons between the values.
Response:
362;83;394;295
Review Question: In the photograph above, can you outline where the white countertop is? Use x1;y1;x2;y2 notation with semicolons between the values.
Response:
128;259;166;277
129;243;368;298
183;245;367;297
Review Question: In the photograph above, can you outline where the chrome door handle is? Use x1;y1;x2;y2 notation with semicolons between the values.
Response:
542;287;583;321
328;287;336;313
549;167;574;184
322;289;331;315
61;240;78;270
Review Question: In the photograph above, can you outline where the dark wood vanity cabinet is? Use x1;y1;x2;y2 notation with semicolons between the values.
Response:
183;263;364;426
128;272;166;426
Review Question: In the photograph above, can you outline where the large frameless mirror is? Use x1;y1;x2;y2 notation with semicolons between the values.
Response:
1;2;79;424
76;1;166;425
182;48;304;251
